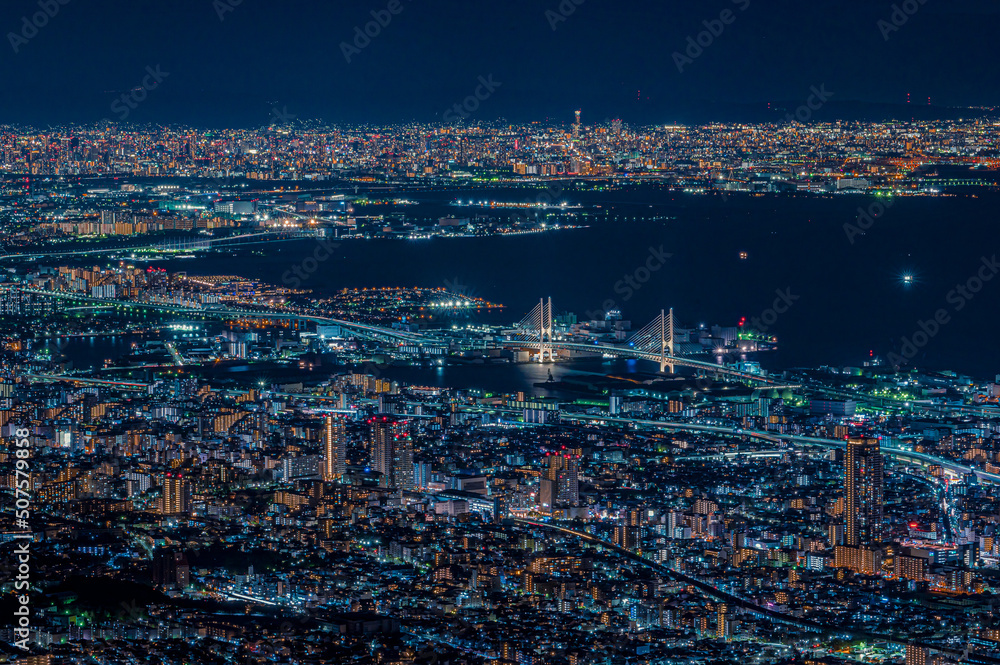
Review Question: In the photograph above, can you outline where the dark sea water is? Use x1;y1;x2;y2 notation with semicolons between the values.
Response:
41;334;145;371
142;188;1000;380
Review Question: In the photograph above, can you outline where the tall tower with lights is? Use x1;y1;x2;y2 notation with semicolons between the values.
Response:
322;416;346;481
844;437;884;546
161;472;190;516
368;416;413;490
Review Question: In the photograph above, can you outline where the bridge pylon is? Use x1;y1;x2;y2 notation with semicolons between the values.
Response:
512;298;556;363
538;297;554;363
658;308;675;374
630;307;677;374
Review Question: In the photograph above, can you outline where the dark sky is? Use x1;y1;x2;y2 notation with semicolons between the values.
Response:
1;0;998;127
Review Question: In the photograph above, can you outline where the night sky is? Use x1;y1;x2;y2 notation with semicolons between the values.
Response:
1;0;998;127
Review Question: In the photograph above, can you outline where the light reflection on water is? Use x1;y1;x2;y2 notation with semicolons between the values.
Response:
372;357;657;397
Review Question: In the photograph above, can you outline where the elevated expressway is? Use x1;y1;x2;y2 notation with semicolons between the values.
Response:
6;287;428;345
561;413;1000;484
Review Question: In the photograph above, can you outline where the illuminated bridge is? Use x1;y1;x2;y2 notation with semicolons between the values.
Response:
506;300;791;385
7;287;430;346
8;288;800;386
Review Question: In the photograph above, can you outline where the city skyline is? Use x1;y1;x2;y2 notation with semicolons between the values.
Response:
0;0;999;126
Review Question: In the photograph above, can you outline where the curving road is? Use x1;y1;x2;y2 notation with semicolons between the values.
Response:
6;286;428;344
559;413;1000;485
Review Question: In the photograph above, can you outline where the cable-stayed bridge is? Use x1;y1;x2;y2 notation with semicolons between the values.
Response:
8;287;784;384
505;298;782;384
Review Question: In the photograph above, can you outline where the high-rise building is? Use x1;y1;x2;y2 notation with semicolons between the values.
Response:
716;603;730;640
368;416;413;490
612;525;639;550
844;437;883;546
152;550;190;590
537;452;580;509
281;454;320;481
557;470;578;505
834;543;883;575
905;644;928;665
544;452;564;481
414;462;433;490
393;431;414;491
557;456;580;506
369;416;397;478
538;477;555;512
161;472;190;515
322;416;347;481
